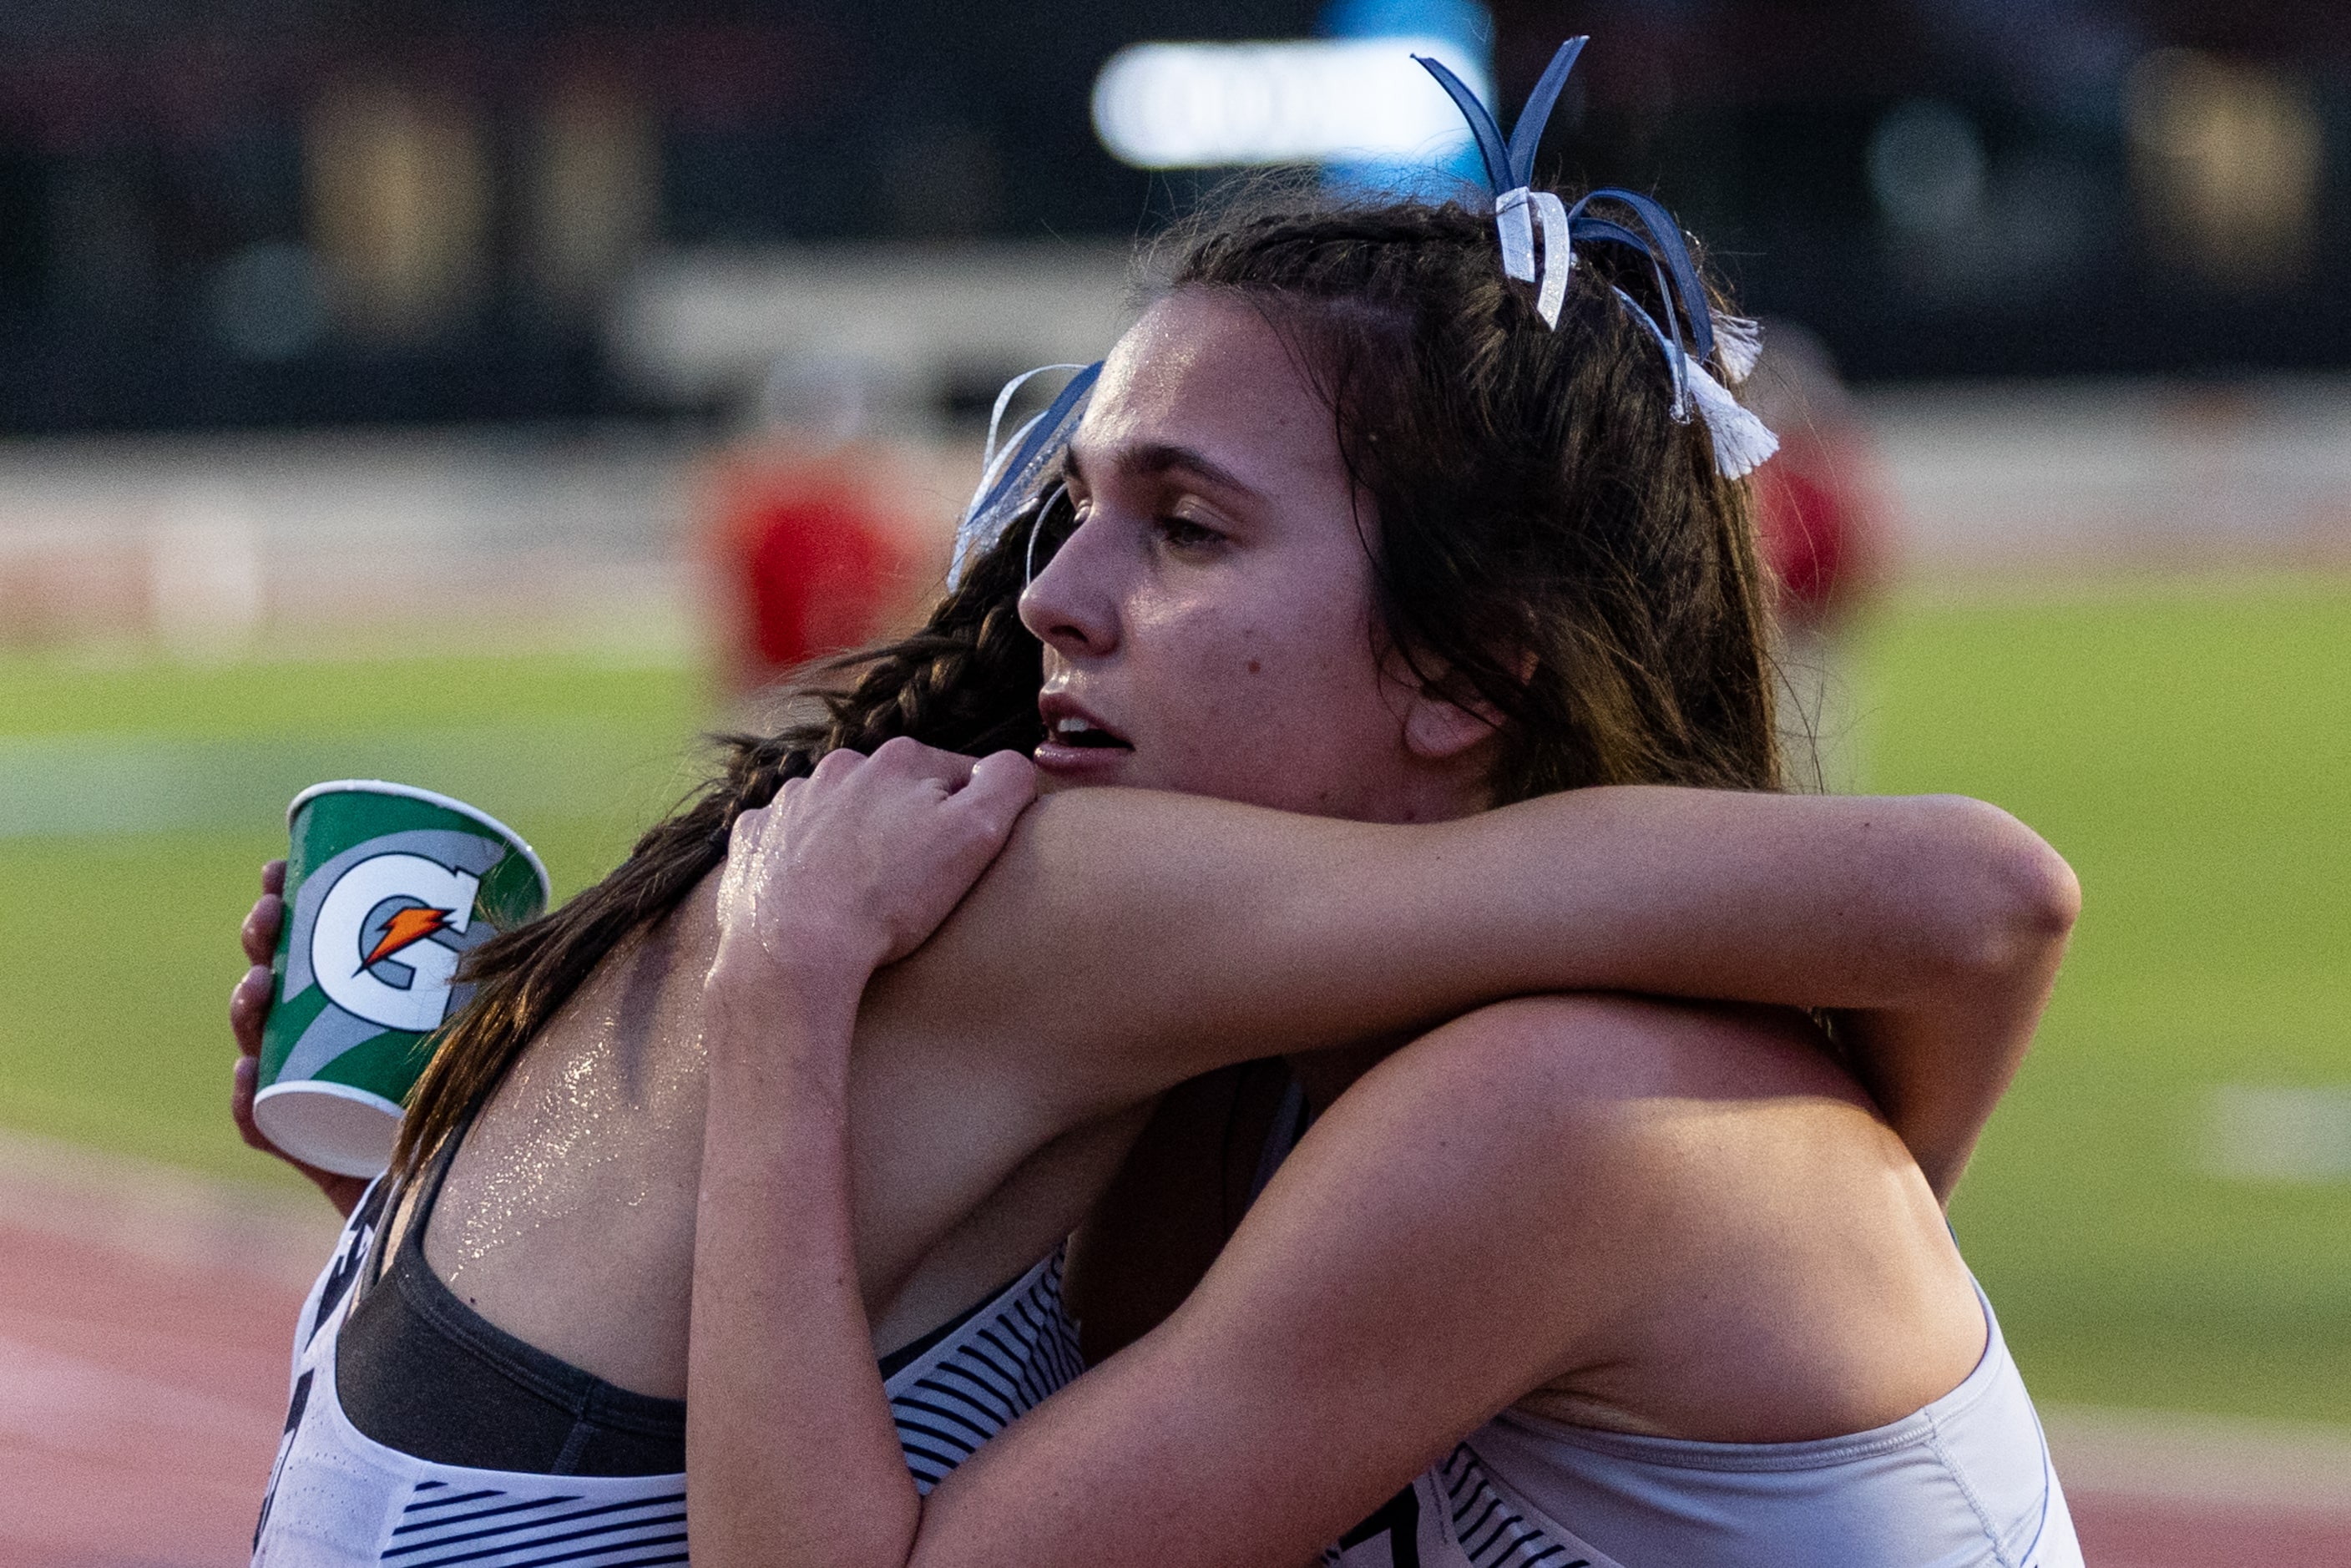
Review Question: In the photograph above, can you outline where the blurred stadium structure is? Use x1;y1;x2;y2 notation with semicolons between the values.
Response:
0;0;2341;649
1;0;2348;434
0;0;2347;654
10;367;2351;657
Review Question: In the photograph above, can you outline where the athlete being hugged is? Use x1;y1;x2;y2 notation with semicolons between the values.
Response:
233;39;2081;1568
683;41;2081;1568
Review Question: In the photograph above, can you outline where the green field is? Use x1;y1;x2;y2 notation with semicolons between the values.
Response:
1852;577;2351;1424
3;579;2348;1424
0;648;716;1178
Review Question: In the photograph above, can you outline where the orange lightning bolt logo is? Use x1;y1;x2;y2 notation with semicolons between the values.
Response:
363;905;453;969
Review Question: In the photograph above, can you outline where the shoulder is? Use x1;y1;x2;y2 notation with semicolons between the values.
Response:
1340;994;1872;1153
1276;996;1915;1366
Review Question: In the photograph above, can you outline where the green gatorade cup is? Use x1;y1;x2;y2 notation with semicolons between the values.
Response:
255;781;550;1178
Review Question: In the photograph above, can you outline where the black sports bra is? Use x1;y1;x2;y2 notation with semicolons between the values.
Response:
335;1110;1013;1475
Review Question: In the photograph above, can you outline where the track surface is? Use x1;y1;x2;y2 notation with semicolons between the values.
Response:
3;1137;2346;1567
0;1219;309;1567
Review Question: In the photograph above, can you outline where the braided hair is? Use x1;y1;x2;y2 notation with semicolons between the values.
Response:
395;180;1781;1172
392;491;1074;1175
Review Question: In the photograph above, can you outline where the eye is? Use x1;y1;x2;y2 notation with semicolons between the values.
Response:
1155;513;1226;551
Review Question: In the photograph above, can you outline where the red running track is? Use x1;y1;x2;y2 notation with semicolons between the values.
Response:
0;1216;309;1567
1;1145;2346;1567
2070;1495;2351;1565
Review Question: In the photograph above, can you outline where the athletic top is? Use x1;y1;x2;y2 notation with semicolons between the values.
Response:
1323;1284;2082;1568
252;1125;1083;1565
1248;1084;2084;1568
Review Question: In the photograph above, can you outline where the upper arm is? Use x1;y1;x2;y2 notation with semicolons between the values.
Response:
861;785;2077;1193
862;790;1474;1120
1833;796;2080;1200
907;995;1957;1567
907;1000;1669;1568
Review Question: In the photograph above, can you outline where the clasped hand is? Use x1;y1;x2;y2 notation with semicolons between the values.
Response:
709;737;1038;991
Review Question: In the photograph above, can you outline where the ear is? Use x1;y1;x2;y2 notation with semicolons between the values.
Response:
1402;680;1504;762
1395;643;1532;763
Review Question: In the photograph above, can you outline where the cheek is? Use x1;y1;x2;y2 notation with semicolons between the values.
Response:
1152;599;1387;744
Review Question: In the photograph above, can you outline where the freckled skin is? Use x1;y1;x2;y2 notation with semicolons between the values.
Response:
1025;292;1492;826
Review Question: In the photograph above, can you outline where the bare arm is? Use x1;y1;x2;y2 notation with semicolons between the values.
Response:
690;747;2051;1565
234;781;2071;1211
877;785;2077;1197
692;740;1036;1568
705;968;1974;1568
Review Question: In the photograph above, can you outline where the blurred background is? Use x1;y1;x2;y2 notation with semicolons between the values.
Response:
3;2;2348;1564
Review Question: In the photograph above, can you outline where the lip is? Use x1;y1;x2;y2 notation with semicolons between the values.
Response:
1035;690;1134;779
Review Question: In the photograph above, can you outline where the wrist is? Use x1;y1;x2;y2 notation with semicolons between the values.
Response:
710;913;888;994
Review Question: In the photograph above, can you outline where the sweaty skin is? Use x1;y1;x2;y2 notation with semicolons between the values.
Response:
237;776;2071;1407
667;292;2070;1568
682;750;2016;1568
431;931;705;1289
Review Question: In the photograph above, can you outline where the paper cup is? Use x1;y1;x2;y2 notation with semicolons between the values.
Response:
255;781;549;1177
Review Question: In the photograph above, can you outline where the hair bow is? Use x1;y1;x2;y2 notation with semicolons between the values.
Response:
1416;38;1584;329
1415;39;1777;478
948;362;1102;589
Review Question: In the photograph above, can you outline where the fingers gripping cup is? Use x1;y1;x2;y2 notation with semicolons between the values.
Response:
255;781;550;1177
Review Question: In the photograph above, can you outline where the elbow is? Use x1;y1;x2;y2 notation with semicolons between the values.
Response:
1925;797;2080;982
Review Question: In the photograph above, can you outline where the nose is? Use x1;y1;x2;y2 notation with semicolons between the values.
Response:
1019;503;1121;661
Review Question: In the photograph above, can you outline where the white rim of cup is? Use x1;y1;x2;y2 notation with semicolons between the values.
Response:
252;1076;406;1119
286;779;552;904
251;1079;407;1179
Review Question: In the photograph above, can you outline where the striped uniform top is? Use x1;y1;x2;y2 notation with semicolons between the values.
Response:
1317;1289;2084;1568
252;1177;1083;1566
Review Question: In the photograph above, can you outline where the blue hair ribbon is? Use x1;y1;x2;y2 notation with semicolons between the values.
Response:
1505;36;1586;188
1571;187;1716;365
1416;53;1512;195
1415;39;1584;327
948;361;1102;589
1416;37;1777;477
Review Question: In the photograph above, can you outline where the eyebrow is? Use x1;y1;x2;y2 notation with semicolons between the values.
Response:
1063;440;1265;504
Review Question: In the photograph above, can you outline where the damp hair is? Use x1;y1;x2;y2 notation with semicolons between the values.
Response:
391;500;1075;1176
392;179;1781;1176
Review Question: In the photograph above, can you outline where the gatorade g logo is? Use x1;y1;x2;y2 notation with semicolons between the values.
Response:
309;852;479;1033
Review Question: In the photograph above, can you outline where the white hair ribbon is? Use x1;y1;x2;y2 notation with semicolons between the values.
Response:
1496;187;1574;328
1711;311;1764;386
1610;282;1778;478
948;362;1102;590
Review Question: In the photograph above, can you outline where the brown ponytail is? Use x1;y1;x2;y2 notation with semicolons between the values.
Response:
391;493;1070;1176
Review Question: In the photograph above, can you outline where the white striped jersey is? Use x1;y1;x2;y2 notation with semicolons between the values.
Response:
1322;1286;2083;1568
252;1178;1084;1566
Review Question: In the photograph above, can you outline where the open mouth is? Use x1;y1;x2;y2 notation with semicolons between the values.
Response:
1048;715;1133;751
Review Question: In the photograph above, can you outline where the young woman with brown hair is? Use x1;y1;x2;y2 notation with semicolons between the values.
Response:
235;61;2079;1566
674;182;2082;1567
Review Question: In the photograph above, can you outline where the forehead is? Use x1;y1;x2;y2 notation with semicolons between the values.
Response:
1069;291;1346;492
